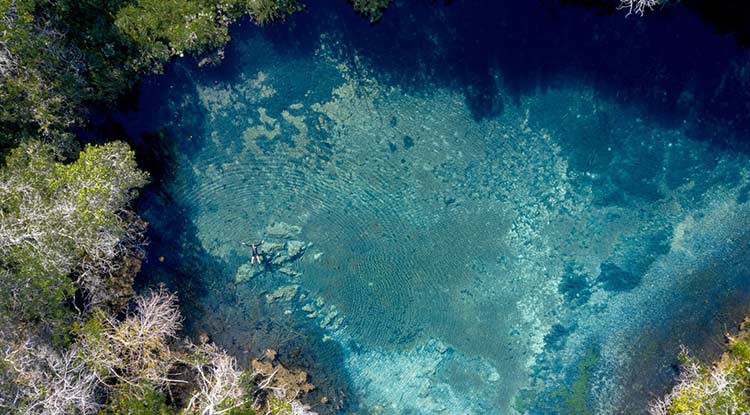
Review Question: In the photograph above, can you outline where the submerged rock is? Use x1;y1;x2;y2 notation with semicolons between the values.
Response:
105;254;142;311
320;306;339;328
286;240;307;259
236;223;311;284
260;240;307;268
266;284;299;302
251;354;317;415
278;266;302;278
258;241;285;254
235;262;264;283
265;221;302;239
270;253;287;266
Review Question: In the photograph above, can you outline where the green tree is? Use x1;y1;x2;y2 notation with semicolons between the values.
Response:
0;0;303;154
348;0;392;22
652;332;750;415
0;0;87;150
101;383;174;415
0;140;148;326
115;0;301;72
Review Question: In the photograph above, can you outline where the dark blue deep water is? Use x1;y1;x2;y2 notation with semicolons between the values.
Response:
117;1;750;413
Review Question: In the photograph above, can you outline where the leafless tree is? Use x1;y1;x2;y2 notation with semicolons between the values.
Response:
618;0;665;16
3;340;100;415
182;342;251;415
78;287;182;391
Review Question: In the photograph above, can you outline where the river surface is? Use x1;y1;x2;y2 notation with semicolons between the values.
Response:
118;1;750;413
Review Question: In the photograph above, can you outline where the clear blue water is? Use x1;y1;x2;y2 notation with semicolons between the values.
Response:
119;2;750;414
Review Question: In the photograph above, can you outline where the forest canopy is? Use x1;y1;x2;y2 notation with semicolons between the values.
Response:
0;140;147;328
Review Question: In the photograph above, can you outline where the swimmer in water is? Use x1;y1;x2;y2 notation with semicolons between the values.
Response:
251;243;261;264
241;241;262;264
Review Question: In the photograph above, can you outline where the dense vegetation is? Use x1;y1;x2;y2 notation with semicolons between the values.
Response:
0;139;299;413
0;0;304;152
650;320;750;415
0;140;147;329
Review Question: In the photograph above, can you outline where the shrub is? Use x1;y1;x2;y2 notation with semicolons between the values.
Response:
181;343;254;415
1;340;100;414
348;0;392;22
76;288;182;390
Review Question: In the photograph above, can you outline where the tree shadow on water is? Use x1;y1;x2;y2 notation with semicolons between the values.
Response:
224;0;750;151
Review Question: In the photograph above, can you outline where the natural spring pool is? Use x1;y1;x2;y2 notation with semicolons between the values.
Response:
116;2;750;413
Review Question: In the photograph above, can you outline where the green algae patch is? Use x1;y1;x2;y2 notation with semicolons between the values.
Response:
543;347;599;415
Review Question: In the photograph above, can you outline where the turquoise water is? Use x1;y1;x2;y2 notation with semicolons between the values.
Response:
123;2;750;414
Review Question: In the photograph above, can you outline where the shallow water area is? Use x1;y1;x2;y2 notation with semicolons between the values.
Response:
124;3;750;414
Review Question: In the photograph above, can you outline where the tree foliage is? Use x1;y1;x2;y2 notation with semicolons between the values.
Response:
0;140;148;325
116;0;301;71
101;383;173;415
0;0;86;150
651;327;750;415
0;0;302;153
348;0;392;22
